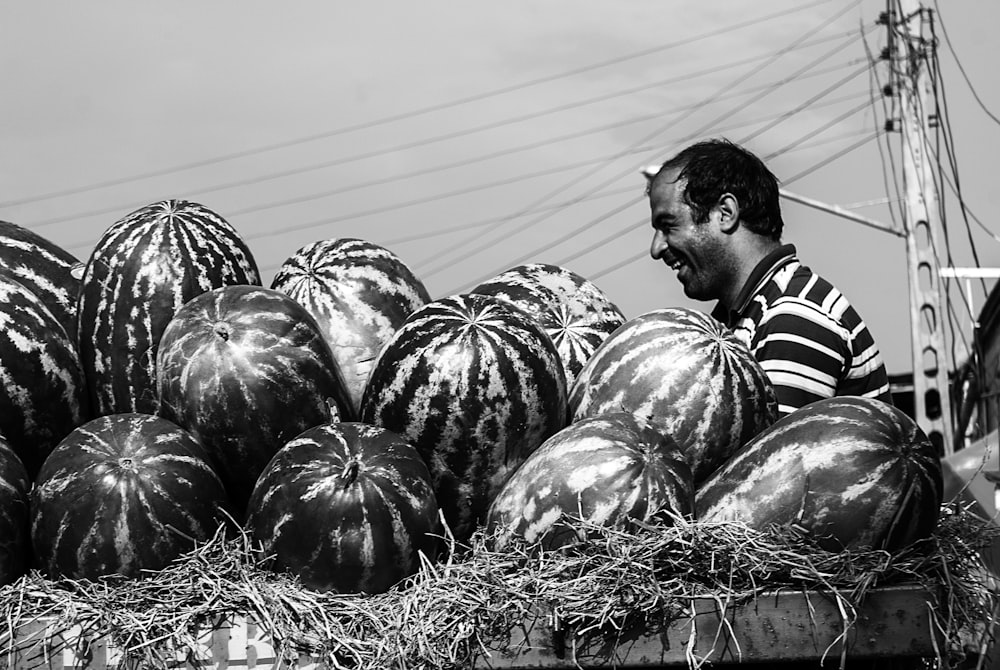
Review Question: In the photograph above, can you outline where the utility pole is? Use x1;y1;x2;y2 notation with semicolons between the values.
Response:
888;0;954;454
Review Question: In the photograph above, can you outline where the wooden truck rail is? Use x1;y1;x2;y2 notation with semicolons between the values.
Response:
1;585;941;669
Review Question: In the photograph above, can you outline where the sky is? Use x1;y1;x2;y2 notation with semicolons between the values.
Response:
1;0;998;377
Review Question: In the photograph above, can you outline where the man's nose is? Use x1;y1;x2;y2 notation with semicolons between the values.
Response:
650;229;669;259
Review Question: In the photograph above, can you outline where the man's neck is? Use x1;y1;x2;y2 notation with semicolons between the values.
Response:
719;238;783;312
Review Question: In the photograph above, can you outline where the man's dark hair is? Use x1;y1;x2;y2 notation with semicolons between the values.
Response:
654;138;783;240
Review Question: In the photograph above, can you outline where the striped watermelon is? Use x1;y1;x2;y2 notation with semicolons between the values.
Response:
569;307;777;483
246;422;441;594
359;293;567;543
271;238;430;416
30;413;230;580
156;284;353;517
470;263;626;390
76;200;261;417
487;413;693;550
0;271;89;478
0;436;30;585
695;396;943;552
0;220;83;341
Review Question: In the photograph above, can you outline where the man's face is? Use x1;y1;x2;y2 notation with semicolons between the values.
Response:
648;169;729;302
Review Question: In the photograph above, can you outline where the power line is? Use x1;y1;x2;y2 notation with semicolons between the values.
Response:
421;1;869;281
740;62;870;144
367;98;867;266
64;150;633;254
68;87;866;258
454;196;644;293
588;250;647;282
468;106;881;294
29;41;865;232
255;185;638;274
432;118;873;292
762;97;871;160
862;24;903;232
579;125;887;290
0;0;835;211
551;218;647;271
782;129;882;184
930;0;1000;128
450;86;874;293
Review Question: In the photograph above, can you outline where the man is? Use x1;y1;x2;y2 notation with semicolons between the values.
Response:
644;138;892;417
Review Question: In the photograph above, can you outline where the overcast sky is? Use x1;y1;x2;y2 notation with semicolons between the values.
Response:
2;0;997;375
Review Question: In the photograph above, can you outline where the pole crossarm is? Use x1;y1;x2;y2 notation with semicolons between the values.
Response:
779;189;903;237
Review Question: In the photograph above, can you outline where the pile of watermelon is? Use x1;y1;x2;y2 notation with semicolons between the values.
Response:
0;201;943;596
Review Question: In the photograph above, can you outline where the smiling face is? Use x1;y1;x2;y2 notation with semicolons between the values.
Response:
648;168;733;303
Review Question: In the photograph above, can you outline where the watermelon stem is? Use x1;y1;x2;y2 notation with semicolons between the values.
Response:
340;459;361;488
214;322;231;342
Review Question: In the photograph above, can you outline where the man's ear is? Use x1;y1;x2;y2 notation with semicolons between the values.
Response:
716;193;739;233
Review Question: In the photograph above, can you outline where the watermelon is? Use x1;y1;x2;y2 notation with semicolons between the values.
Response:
487;412;693;551
76;200;261;417
0;271;89;479
0;219;83;341
470;263;626;391
695;397;943;552
569;307;777;483
246;422;441;594
156;284;353;517
271;238;430;416
30;413;230;580
360;293;567;543
0;436;30;585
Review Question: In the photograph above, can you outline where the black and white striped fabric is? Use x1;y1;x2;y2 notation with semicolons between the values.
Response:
714;244;893;417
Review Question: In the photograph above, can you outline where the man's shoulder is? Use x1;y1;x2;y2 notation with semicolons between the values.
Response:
770;262;856;317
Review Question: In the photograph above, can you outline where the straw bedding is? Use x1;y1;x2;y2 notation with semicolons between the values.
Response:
0;502;996;669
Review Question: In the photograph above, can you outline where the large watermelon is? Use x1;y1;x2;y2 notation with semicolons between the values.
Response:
76;200;261;417
0;220;82;341
360;293;567;543
271;238;430;416
470;263;626;391
30;413;230;580
0;271;89;478
695;397;943;552
0;436;30;585
156;284;353;517
487;412;693;551
569;307;777;483
246;422;441;594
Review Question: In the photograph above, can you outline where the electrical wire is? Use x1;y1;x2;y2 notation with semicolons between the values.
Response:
577;125;889;289
862;18;903;232
68;90;868;258
740;63;870;144
450;81;875;293
254;185;639;274
0;0;836;211
930;0;1000;128
762;97;872;159
454;196;645;292
29;41;864;231
928;16;993;373
889;0;974;378
780;129;883;185
424;1;870;283
551;218;648;271
55;59;869;256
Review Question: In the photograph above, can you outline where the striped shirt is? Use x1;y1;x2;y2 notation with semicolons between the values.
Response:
711;244;893;417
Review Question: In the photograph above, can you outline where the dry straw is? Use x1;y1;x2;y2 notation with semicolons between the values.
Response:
0;501;997;669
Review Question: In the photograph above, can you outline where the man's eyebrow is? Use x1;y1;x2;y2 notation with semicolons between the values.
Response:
652;212;674;226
